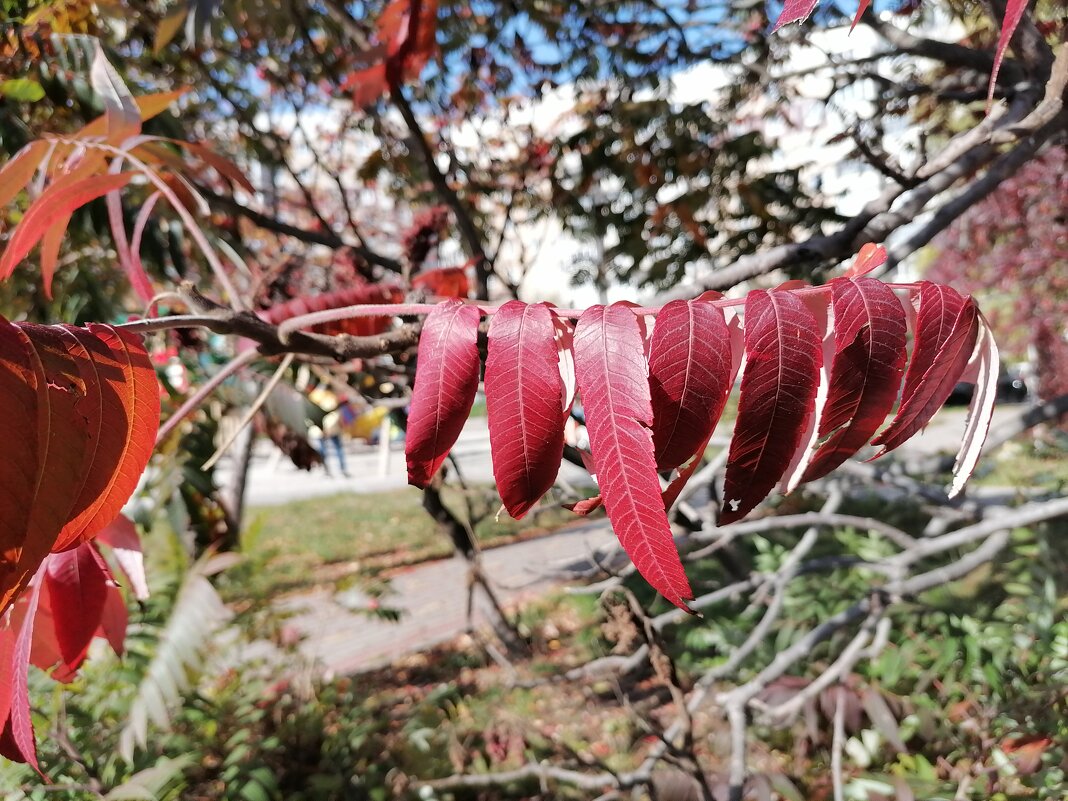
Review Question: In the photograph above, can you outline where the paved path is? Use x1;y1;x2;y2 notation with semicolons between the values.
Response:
239;404;1022;676
274;521;616;676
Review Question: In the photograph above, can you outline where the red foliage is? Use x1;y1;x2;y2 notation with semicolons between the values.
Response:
340;0;439;107
0;321;159;616
485;301;567;519
927;147;1068;400
404;276;994;606
406;299;482;486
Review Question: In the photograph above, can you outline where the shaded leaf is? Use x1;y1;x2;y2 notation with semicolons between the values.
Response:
44;544;109;672
871;285;979;456
96;514;150;601
721;290;821;524
648;299;734;471
803;278;907;482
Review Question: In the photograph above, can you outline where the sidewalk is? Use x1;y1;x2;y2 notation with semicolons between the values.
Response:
275;519;616;676
240;405;1019;676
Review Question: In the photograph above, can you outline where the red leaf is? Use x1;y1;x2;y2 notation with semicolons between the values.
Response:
412;266;470;299
564;495;604;516
573;304;693;609
0;580;41;769
0;322;44;614
988;0;1030;108
0;172;134;287
485;301;566;518
772;0;820;31
7;325;94;609
75;325;161;546
871;285;979;456
721;290;822;524
96;584;128;658
648;299;734;471
260;284;404;337
48;328;110;553
96;514;149;600
406;300;481;487
44;544;109;672
661;433;713;511
842;243;886;278
850;0;872;32
343;0;439;106
802;278;907;482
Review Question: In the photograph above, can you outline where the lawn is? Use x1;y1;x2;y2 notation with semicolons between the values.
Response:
231;485;590;601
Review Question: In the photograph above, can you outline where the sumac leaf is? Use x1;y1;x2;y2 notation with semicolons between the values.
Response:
0;581;41;769
485;301;565;518
44;544;109;672
802;278;907;482
0;141;49;210
648;299;734;471
871;285;979;456
406;299;481;487
988;0;1029;107
949;313;999;497
772;0;820;31
721;289;821;524
0;172;134;285
0;323;43;613
574;304;693;609
75;326;160;546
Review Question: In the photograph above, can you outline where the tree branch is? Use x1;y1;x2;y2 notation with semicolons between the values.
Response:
390;86;491;298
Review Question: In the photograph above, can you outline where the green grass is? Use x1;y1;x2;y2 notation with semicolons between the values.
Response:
229;486;584;601
970;440;1068;489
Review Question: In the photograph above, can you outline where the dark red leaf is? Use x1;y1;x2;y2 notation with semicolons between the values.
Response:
871;285;979;456
485;301;566;518
0;321;44;614
6;325;93;610
44;544;109;671
406;299;481;487
573;304;693;609
721;289;822;524
648;299;734;471
772;0;819;31
802;278;907;482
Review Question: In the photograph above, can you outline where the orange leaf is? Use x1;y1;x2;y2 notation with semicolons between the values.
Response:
0;141;50;211
0;172;134;288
